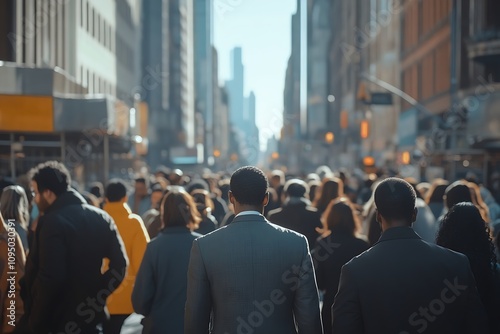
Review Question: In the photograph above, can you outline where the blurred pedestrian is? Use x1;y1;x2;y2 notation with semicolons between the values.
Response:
127;177;151;216
314;198;368;334
267;179;322;250
313;177;344;215
19;161;127;334
132;189;201;334
103;179;150;334
190;189;217;234
436;202;500;333
425;179;449;219
0;185;30;252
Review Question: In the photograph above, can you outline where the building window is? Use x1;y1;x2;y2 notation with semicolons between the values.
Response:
103;21;107;47
87;3;90;33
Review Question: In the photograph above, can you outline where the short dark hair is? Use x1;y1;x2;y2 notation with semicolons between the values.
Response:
444;181;472;209
105;179;128;202
29;161;71;196
89;182;104;198
284;179;309;198
374;177;416;223
230;166;268;206
135;177;148;186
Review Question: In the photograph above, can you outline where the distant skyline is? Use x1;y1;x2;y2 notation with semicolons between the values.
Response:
214;0;297;150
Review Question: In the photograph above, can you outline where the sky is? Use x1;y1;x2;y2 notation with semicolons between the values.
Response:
214;0;297;150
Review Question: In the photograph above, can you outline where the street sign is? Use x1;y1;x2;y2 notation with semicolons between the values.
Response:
368;92;393;105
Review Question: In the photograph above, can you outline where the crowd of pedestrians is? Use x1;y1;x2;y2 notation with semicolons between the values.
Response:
1;161;500;333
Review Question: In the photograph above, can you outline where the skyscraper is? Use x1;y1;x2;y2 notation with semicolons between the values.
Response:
142;0;197;168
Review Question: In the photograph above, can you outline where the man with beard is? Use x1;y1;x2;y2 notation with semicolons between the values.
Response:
19;161;127;334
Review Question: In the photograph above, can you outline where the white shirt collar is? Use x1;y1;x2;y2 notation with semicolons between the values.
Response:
234;210;262;218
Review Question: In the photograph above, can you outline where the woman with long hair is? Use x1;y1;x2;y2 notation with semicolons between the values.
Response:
190;189;217;234
314;198;369;334
313;177;344;215
436;202;500;333
0;185;30;252
132;188;201;334
425;179;449;219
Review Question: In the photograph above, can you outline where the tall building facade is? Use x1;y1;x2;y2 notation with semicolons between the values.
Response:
400;0;500;180
0;0;142;182
281;0;308;173
142;0;198;169
194;0;214;165
225;47;259;166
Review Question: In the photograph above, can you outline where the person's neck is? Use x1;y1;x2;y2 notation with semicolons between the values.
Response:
234;204;263;216
382;221;411;232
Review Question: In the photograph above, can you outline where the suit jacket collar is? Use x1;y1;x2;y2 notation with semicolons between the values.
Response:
231;213;267;225
375;226;421;246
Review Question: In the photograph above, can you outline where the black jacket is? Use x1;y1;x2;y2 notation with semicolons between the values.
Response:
21;189;127;334
267;198;322;250
313;233;368;334
332;227;489;334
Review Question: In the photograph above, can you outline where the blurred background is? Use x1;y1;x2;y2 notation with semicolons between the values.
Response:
0;0;499;185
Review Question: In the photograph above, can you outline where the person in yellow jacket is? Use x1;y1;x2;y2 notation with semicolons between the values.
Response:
103;179;150;334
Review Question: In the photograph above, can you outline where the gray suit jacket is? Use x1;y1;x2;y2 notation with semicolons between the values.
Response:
185;213;323;334
332;227;489;334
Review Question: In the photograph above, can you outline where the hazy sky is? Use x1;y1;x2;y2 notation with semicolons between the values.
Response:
214;0;297;149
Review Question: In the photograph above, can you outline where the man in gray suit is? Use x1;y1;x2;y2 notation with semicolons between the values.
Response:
332;178;488;334
185;166;322;334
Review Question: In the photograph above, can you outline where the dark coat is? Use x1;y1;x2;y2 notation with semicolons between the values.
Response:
21;189;128;334
185;213;323;334
132;226;201;334
267;198;322;250
313;233;368;334
332;227;489;334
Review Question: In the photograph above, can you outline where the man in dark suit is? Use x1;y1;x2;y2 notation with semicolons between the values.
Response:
267;179;322;250
20;161;128;334
185;166;323;334
332;177;488;334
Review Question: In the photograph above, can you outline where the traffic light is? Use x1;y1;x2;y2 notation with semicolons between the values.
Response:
325;132;334;144
360;120;370;139
402;151;411;165
340;110;348;129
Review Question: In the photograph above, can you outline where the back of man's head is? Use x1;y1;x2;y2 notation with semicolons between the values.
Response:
445;181;472;209
105;179;128;202
284;179;309;198
230;166;268;206
29;161;71;196
374;177;416;224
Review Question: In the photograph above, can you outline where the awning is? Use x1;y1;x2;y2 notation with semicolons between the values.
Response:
0;62;129;136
